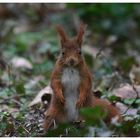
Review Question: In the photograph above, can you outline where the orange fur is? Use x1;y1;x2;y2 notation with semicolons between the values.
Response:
44;24;121;131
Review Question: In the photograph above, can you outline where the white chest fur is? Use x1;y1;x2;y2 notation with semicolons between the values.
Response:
61;67;80;122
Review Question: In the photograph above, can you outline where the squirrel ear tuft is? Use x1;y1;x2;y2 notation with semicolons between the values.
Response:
56;25;68;43
76;22;87;46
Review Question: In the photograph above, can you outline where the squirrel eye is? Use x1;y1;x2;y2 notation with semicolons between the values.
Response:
78;50;81;55
62;51;65;55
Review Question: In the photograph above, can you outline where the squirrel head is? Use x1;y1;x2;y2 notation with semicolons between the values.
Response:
56;23;86;67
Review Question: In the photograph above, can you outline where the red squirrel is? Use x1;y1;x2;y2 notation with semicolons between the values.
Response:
44;23;121;131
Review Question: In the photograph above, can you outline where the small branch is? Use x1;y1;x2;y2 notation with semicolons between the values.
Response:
11;115;30;134
95;46;104;59
20;125;30;134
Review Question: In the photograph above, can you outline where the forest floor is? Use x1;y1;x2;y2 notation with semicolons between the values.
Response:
0;4;140;137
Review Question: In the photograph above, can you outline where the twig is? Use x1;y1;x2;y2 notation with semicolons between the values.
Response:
20;125;30;134
10;115;30;134
11;99;22;106
95;46;104;59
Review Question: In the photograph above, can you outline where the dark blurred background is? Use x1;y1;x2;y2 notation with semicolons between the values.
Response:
1;4;140;87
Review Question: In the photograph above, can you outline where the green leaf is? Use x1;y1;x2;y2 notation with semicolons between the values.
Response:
80;106;107;125
15;83;25;95
118;56;136;73
124;98;136;105
135;99;140;104
0;122;7;130
108;95;120;102
16;113;25;122
84;54;94;68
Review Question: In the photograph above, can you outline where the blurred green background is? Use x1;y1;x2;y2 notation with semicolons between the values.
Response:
1;4;140;89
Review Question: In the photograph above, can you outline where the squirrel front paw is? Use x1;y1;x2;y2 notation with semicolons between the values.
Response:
76;98;85;108
57;91;65;104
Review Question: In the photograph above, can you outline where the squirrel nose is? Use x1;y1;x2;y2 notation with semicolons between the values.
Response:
69;59;75;65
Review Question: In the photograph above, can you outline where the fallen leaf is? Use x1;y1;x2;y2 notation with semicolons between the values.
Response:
0;105;19;114
106;35;118;46
112;84;140;99
83;45;99;58
115;102;138;116
11;56;33;69
28;84;52;107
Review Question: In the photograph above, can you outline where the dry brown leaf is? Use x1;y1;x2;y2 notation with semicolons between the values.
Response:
112;84;140;99
115;102;137;116
28;84;52;107
106;35;117;46
0;105;19;113
11;56;33;69
13;22;33;34
82;45;99;58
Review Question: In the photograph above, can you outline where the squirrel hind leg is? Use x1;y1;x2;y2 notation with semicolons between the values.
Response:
90;96;122;123
43;104;66;131
43;105;57;131
44;115;55;131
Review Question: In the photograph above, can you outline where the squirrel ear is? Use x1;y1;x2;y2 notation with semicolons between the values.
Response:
56;25;68;44
76;23;87;46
